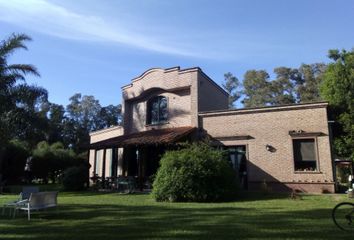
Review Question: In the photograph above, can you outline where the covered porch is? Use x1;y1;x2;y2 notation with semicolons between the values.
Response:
88;126;196;191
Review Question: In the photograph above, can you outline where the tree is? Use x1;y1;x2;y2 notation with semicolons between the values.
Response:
296;63;326;103
222;72;241;108
242;70;272;107
97;104;122;128
270;67;296;105
47;103;66;143
320;49;354;160
64;94;122;152
0;33;42;175
1;140;30;184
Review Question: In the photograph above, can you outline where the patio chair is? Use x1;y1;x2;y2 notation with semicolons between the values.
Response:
116;176;136;193
2;186;39;217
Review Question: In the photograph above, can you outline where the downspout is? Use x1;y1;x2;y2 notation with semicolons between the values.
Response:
328;120;336;191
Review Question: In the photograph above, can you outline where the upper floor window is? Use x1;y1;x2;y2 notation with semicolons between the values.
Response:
147;96;168;125
293;138;317;171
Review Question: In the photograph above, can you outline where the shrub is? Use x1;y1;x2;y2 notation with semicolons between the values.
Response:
152;143;238;202
31;141;82;183
1;140;30;184
62;166;88;191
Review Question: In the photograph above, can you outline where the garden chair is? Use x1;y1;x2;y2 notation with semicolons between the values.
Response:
14;191;58;220
2;186;39;217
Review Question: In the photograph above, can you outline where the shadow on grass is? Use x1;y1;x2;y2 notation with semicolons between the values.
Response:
0;200;352;240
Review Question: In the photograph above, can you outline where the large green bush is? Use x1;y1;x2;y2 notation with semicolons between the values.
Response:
152;143;238;202
1;140;30;184
62;166;88;191
31;141;84;183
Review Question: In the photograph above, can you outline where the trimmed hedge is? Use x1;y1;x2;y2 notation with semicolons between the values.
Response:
152;143;238;202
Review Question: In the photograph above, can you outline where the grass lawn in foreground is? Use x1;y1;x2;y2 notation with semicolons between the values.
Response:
0;191;352;239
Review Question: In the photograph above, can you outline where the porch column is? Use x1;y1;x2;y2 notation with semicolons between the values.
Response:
102;148;106;181
137;147;143;191
93;149;97;177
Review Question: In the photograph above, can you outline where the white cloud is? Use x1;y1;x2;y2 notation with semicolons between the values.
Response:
0;0;290;60
0;0;196;57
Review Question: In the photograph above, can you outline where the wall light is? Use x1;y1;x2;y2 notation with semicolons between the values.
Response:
265;144;276;152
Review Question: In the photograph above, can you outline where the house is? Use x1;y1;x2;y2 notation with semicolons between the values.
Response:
88;67;335;193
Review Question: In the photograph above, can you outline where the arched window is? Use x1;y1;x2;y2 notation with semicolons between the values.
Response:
147;96;168;125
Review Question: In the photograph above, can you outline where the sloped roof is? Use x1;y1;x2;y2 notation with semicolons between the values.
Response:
90;126;196;149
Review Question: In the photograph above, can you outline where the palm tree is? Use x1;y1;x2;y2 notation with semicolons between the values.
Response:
0;33;40;94
0;33;46;178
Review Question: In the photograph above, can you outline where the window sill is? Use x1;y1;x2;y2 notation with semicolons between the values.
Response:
145;122;169;127
294;171;322;174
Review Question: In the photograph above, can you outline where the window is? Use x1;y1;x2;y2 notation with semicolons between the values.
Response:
227;146;246;171
146;96;168;125
224;145;248;189
293;138;317;171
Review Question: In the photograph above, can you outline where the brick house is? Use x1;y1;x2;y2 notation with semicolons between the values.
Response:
88;67;335;193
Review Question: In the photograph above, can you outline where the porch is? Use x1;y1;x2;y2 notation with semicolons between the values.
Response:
88;126;196;191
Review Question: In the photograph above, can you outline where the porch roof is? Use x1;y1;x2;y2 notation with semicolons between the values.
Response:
90;126;196;149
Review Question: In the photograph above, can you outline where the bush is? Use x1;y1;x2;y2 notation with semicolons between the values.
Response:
62;166;88;191
1;140;30;184
31;141;83;183
152;143;238;202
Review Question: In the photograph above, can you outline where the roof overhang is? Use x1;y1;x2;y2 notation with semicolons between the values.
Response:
90;126;196;150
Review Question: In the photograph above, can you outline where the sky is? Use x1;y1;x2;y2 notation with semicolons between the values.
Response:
0;0;353;107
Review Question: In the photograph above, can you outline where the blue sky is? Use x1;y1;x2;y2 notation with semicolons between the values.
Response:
0;0;353;106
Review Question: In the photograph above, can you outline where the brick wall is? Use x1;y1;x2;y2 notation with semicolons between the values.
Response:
122;67;198;134
199;103;335;193
197;71;228;112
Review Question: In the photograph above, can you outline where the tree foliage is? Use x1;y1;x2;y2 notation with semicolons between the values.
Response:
31;141;86;183
222;72;241;108
1;140;30;184
242;70;271;107
228;62;326;108
296;63;326;103
0;33;47;176
64;93;122;152
321;49;354;159
270;67;296;105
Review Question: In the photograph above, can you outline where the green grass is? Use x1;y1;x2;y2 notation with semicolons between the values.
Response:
0;191;352;239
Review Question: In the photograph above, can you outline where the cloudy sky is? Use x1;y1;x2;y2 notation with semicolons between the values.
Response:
0;0;353;106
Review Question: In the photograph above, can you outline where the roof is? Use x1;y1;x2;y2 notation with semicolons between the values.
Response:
90;126;196;149
199;102;328;117
89;125;123;136
121;66;229;96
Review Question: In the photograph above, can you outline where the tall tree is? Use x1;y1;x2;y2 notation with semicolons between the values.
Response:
47;103;66;143
64;94;101;152
0;34;40;143
0;33;43;175
242;70;272;107
320;49;354;160
222;72;241;108
98;104;122;129
270;67;296;105
296;63;326;103
64;94;122;152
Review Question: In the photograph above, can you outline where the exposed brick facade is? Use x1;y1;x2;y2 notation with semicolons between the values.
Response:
199;103;334;193
89;67;334;193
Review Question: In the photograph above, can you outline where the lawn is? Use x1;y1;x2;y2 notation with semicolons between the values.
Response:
0;191;352;239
